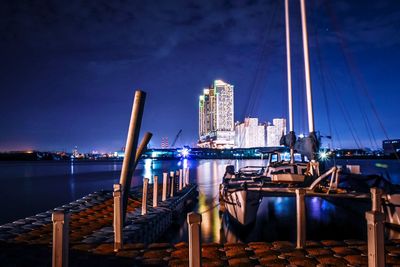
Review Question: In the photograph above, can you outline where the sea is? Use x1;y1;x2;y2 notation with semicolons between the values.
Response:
0;158;399;243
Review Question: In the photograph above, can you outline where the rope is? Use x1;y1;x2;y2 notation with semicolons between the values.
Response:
199;203;220;215
325;1;399;160
243;0;280;118
311;3;334;151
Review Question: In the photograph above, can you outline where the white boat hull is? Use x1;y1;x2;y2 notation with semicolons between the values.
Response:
222;188;260;226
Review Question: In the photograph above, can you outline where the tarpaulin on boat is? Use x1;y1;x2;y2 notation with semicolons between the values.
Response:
280;131;296;148
294;132;319;160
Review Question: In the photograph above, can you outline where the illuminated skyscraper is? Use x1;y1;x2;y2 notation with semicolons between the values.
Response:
266;118;287;147
235;118;265;148
198;80;234;148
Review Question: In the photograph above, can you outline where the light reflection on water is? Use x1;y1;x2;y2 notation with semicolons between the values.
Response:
1;159;399;242
175;158;400;243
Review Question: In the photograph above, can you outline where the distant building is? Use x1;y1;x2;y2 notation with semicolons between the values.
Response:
383;139;400;155
235;118;265;148
161;137;169;149
266;118;286;147
198;80;235;148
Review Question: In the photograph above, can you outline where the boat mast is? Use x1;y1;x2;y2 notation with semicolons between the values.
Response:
300;0;315;134
285;0;295;164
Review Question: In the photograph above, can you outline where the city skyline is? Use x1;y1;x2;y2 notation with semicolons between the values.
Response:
1;0;399;152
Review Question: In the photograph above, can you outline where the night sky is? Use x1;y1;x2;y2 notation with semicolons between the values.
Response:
1;0;399;152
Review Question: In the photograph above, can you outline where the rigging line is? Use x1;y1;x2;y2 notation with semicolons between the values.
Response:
318;47;362;148
312;2;364;149
292;3;307;135
243;0;279;119
311;0;334;150
327;71;363;149
326;1;395;153
250;0;281;117
323;10;377;149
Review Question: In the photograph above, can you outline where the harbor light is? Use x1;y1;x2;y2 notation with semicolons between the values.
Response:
318;150;329;161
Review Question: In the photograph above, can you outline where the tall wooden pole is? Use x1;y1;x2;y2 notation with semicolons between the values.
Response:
119;91;146;220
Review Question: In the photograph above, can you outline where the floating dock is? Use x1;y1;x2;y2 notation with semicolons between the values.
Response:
0;181;198;267
2;238;400;266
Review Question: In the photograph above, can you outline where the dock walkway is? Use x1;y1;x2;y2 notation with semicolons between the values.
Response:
2;238;400;266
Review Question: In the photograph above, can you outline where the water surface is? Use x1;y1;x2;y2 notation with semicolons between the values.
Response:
1;158;399;243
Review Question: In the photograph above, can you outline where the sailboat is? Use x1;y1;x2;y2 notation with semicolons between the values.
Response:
219;0;400;227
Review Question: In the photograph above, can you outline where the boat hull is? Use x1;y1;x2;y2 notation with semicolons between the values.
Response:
221;187;261;226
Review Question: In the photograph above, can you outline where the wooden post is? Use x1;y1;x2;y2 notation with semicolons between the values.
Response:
179;169;183;191
170;171;175;197
52;210;69;267
119;91;146;219
142;178;149;215
371;188;382;212
185;168;190;186
366;187;385;267
162;172;168;201
296;189;306;249
113;183;123;251
182;167;187;188
187;212;202;267
153;175;158;208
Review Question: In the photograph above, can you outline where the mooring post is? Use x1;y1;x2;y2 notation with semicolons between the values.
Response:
185;168;190;186
170;171;175;197
296;188;306;249
182;167;187;188
162;172;168;201
371;188;383;212
52;210;69;267
179;169;183;191
153;175;158;208
187;212;202;267
366;187;385;267
113;183;123;251
142;178;149;215
119;91;146;220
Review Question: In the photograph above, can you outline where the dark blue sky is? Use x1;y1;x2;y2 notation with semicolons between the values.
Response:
1;0;399;152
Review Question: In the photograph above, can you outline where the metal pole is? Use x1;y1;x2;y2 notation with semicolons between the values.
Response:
179;169;183;191
285;0;295;164
119;91;146;218
52;210;69;267
142;178;149;215
187;212;202;267
296;189;306;249
113;184;123;252
300;0;315;133
153;175;158;208
170;171;175;197
162;172;168;201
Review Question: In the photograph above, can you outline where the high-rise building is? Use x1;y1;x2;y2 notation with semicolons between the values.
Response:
266;118;287;147
235;118;265;148
198;80;234;148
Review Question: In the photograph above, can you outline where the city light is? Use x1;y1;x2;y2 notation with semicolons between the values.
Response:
181;148;189;157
